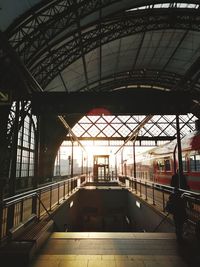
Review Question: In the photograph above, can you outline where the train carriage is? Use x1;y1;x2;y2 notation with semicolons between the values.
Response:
126;131;200;192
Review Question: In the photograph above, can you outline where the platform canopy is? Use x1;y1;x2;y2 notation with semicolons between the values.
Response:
0;1;199;116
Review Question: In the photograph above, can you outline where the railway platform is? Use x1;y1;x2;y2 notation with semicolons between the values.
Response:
29;232;200;267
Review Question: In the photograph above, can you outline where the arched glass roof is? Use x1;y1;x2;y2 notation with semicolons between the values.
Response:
0;1;199;117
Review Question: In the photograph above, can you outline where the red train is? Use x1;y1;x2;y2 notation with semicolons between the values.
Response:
125;131;200;192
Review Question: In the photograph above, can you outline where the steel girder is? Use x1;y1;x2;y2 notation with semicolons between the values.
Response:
7;1;200;44
12;8;200;90
7;7;198;64
64;136;175;142
31;90;194;115
6;0;119;61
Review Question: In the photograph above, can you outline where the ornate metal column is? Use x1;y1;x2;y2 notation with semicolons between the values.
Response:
7;101;20;231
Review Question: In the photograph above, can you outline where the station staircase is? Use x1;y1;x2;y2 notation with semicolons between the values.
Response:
1;179;200;267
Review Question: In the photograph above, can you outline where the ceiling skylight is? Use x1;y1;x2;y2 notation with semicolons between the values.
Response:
127;3;199;12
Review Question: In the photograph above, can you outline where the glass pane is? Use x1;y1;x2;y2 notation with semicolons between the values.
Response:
190;155;195;171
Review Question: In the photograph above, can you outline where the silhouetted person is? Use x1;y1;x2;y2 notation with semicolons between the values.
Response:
180;173;190;190
167;188;187;241
171;170;189;190
171;170;179;188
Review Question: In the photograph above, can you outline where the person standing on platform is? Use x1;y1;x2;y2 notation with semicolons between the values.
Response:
170;169;189;190
166;187;187;241
170;170;179;188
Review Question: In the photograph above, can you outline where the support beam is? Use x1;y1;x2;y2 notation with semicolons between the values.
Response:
31;90;194;115
115;115;153;155
64;136;175;142
58;115;86;152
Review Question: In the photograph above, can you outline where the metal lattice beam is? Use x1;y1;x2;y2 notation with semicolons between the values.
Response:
65;114;197;143
26;8;200;89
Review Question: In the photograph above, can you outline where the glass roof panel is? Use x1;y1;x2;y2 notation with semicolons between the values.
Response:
95;117;107;123
68;114;197;142
118;125;131;136
126;124;136;131
102;125;116;137
71;124;85;136
103;116;115;123
97;132;106;137
111;117;122;123
87;116;99;123
88;125;100;137
128;3;199;12
111;124;123;131
95;123;107;131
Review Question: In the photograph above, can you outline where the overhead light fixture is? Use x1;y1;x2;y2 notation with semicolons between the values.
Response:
70;201;74;208
136;201;141;208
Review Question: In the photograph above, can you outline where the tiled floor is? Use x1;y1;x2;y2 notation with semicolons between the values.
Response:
29;232;200;267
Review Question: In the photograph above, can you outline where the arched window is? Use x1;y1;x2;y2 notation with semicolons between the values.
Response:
8;101;37;189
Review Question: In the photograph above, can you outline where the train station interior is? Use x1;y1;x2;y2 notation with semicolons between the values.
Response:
0;1;200;267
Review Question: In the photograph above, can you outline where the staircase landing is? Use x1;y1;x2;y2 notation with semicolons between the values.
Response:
29;232;200;267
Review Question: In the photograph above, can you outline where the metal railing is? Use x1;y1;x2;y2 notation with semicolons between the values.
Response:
119;175;200;232
0;175;86;242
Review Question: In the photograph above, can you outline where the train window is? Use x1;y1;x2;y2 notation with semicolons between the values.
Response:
164;159;171;171
157;160;164;171
182;156;187;172
190;154;200;172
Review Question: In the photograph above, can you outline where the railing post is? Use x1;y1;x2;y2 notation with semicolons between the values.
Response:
32;195;37;215
152;183;155;205
162;190;165;211
68;180;69;196
145;182;147;201
135;179;137;194
6;205;15;234
38;191;41;220
50;186;52;211
57;183;60;205
140;180;142;197
20;199;24;222
63;181;66;200
135;178;137;193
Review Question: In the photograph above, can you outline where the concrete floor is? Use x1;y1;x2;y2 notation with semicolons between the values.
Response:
29;232;200;267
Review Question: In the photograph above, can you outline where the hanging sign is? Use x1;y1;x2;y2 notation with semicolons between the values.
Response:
0;90;11;105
